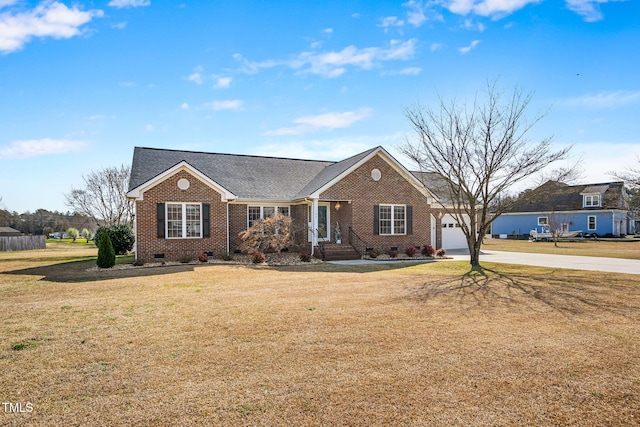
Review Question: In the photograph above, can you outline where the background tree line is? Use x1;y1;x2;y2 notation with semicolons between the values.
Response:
0;208;96;236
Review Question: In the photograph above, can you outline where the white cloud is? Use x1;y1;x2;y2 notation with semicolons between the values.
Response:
459;39;481;53
180;102;189;110
0;2;104;54
383;67;422;76
234;39;418;78
263;108;373;136
204;100;243;111
296;39;418;77
324;27;333;33
0;138;87;159
108;0;151;8
145;124;154;132
563;90;640;108
213;76;232;89
187;66;204;85
565;0;621;22
403;0;443;26
444;0;542;18
378;16;405;31
254;133;405;161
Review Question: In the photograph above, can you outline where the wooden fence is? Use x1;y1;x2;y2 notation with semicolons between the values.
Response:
0;235;46;252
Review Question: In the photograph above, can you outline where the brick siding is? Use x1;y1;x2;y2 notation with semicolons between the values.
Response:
134;169;227;262
320;154;434;253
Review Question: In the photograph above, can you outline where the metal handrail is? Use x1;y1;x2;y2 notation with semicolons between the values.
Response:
348;227;367;258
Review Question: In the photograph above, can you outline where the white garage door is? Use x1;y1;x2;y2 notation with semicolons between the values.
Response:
441;214;470;250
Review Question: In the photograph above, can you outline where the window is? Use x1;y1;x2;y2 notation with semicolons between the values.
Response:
379;204;406;235
166;203;201;238
584;195;601;207
247;206;290;228
538;217;548;226
588;215;596;231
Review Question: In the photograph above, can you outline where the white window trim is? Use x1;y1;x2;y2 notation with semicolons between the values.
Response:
166;202;202;239
247;205;291;229
538;216;548;226
588;215;597;231
379;204;406;236
584;194;601;208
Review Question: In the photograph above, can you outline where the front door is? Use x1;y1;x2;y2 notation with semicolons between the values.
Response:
308;203;330;242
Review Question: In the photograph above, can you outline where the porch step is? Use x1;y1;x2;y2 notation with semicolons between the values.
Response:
319;244;361;261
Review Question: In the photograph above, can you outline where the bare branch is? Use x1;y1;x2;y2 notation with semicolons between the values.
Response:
401;80;571;268
65;165;133;226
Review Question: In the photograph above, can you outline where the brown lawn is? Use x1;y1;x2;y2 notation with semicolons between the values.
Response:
483;237;640;260
1;245;639;426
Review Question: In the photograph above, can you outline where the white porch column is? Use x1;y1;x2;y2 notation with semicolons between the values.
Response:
311;198;319;255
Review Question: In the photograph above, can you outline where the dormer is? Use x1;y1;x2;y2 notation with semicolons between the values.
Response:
580;184;608;208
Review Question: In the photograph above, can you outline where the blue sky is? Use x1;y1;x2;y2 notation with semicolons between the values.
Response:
0;0;638;213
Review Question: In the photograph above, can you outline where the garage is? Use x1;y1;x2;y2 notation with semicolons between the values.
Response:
441;214;470;250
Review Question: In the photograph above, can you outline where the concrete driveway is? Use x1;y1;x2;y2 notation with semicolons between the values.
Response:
447;249;640;275
330;249;640;275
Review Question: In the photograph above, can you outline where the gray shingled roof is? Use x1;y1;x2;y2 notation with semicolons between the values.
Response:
128;146;383;200
293;147;379;198
508;180;628;212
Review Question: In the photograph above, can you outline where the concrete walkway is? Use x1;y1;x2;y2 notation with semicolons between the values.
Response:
330;249;640;275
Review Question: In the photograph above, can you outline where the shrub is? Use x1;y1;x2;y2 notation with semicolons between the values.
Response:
252;251;266;264
367;249;379;258
198;252;209;263
94;225;134;255
221;252;234;261
133;259;144;266
436;248;447;257
299;251;312;262
239;213;293;254
96;229;116;268
422;244;436;256
388;249;398;258
178;255;192;263
405;246;417;257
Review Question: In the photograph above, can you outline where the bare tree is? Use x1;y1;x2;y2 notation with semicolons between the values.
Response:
402;81;572;269
609;161;640;230
65;165;134;227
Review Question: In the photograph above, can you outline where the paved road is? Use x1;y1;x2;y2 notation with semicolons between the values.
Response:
331;250;640;275
447;249;640;275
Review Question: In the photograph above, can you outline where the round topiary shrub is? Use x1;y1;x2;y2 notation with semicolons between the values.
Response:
96;229;116;268
94;225;135;255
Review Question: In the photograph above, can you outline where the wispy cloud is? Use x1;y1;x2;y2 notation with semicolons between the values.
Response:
204;100;244;111
263;108;373;136
378;16;404;32
254;133;404;161
459;39;481;54
565;0;621;22
234;39;418;78
383;67;422;76
108;0;151;8
404;0;442;26
563;90;640;108
0;2;103;54
0;138;87;159
445;0;542;18
187;66;204;85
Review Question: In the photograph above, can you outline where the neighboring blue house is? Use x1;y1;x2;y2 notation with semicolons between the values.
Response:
491;181;633;238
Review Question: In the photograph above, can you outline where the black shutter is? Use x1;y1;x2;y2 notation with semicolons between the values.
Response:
406;205;413;235
157;203;165;238
202;203;210;238
373;205;379;235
